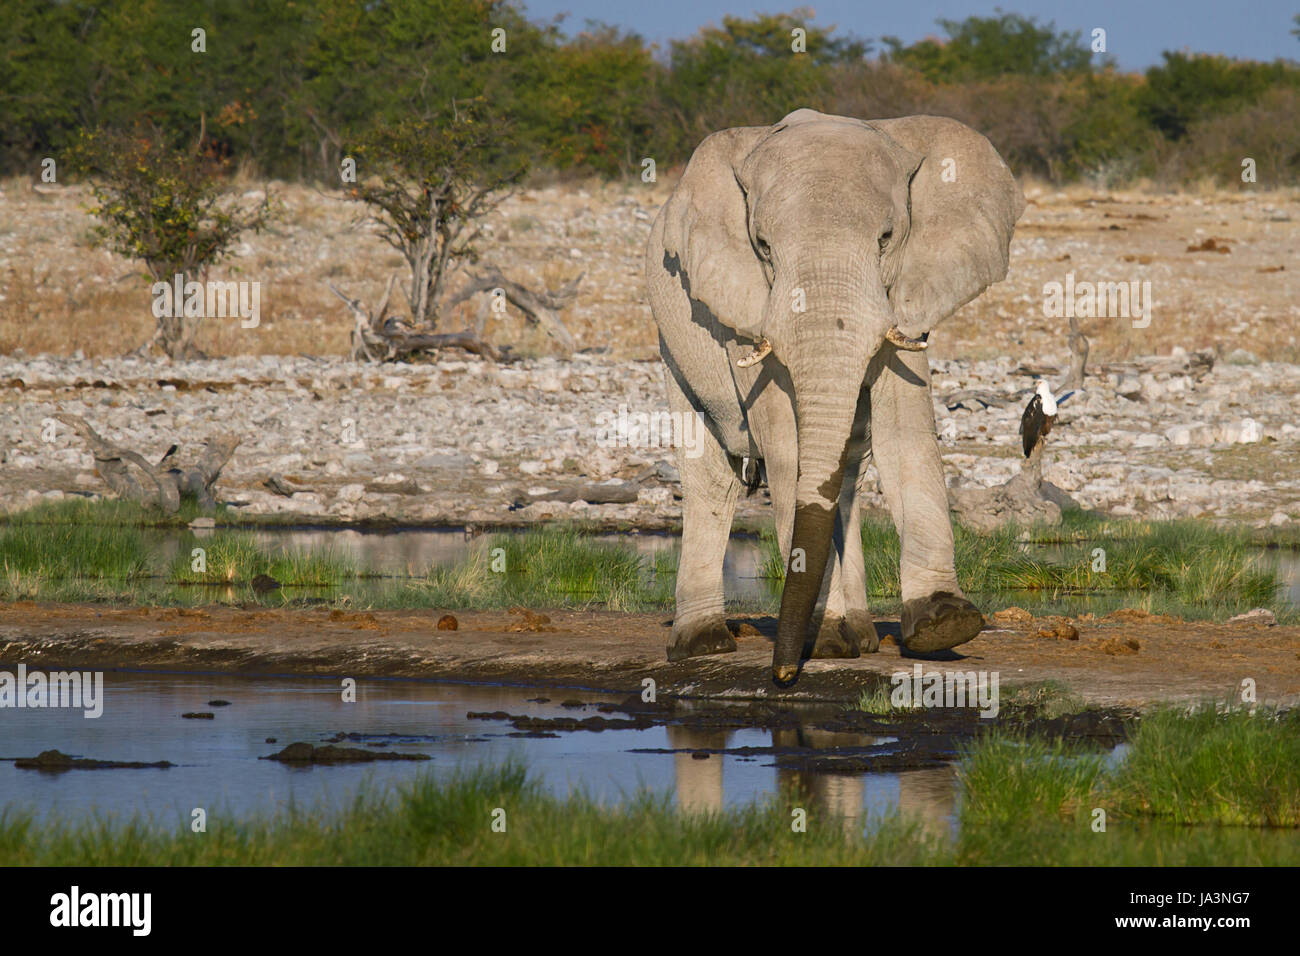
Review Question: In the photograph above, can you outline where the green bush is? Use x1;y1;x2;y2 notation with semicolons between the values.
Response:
1137;52;1300;140
882;11;1094;82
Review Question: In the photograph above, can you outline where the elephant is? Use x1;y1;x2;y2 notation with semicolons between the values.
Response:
644;109;1025;686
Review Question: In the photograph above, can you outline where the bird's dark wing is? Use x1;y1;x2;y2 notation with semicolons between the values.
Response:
1021;394;1043;457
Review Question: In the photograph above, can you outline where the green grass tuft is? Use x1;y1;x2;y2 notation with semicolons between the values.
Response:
1111;705;1300;827
167;532;358;587
1000;680;1088;719
959;734;1109;825
0;499;1292;620
761;512;1288;621
0;761;945;866
0;519;149;579
414;527;654;610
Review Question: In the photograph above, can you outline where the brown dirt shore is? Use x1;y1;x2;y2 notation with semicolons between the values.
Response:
1;602;1296;708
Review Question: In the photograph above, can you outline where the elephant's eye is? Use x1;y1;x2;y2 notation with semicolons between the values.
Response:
878;229;893;250
755;237;771;259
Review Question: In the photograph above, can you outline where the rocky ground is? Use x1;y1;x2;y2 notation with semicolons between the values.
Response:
1;345;1298;528
1;177;1297;527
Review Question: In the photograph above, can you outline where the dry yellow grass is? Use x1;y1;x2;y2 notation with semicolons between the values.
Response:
2;174;1296;362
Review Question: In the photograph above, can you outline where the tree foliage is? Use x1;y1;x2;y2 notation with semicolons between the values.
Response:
658;9;868;150
1137;52;1299;139
2;2;1298;187
882;12;1093;82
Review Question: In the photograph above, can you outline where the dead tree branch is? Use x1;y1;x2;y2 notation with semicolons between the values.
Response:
447;267;581;354
329;276;500;362
948;440;1080;533
1058;314;1090;393
56;414;239;514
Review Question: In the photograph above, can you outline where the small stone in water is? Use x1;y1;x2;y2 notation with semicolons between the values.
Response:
251;573;280;594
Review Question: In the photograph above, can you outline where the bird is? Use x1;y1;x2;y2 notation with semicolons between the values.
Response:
1019;380;1074;457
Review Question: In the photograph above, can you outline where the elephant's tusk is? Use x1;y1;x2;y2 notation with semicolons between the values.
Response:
886;326;928;351
735;337;772;368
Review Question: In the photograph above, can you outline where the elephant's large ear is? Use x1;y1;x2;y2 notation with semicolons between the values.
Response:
659;126;773;337
875;116;1026;337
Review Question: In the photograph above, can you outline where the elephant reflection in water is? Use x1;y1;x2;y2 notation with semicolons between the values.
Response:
667;722;957;837
667;725;730;815
894;767;959;841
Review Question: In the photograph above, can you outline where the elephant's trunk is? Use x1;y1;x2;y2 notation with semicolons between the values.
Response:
770;389;860;684
771;261;890;686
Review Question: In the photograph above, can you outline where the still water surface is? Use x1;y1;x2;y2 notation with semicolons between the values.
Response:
0;672;958;833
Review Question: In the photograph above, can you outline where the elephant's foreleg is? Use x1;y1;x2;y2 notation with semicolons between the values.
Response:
838;463;879;653
666;376;739;661
765;451;797;574
869;345;983;654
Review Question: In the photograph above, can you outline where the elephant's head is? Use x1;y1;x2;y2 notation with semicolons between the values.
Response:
659;109;1024;685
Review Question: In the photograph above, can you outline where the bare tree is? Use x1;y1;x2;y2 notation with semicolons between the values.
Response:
446;267;582;355
348;101;525;330
330;101;583;361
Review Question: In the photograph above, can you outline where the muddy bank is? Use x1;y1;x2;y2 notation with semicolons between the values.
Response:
2;601;1297;707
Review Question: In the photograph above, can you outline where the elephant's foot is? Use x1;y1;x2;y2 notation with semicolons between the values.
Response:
901;591;984;655
845;609;881;653
667;616;737;661
807;615;863;659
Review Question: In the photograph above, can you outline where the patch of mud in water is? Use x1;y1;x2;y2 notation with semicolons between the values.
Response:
0;671;1130;835
464;694;1129;776
13;750;174;771
260;742;432;763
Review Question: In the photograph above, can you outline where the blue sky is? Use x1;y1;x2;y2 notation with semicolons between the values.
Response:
518;0;1299;70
